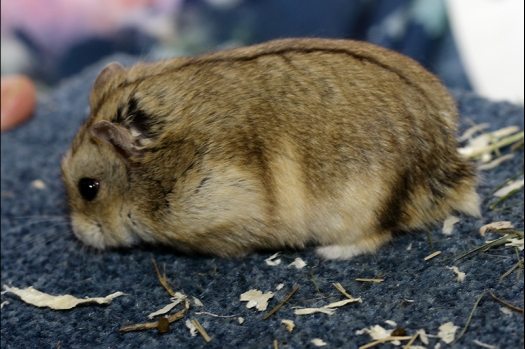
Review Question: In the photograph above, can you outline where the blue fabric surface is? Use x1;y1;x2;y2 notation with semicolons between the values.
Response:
1;55;523;349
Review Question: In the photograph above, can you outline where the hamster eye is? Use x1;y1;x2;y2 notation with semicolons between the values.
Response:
78;178;100;201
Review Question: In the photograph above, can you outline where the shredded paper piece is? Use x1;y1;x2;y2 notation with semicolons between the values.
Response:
240;290;274;311
281;319;295;332
493;179;524;197
442;216;460;235
265;253;282;266
437;322;458;344
311;338;327;347
288;257;307;269
276;283;284;290
2;285;124;310
446;266;466;282
148;292;186;319
479;221;514;236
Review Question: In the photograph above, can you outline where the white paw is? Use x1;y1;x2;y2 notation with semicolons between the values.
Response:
315;245;364;260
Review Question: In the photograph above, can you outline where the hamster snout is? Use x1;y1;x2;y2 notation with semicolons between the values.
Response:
61;38;480;259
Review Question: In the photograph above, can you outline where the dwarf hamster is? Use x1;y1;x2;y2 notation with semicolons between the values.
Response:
61;38;480;259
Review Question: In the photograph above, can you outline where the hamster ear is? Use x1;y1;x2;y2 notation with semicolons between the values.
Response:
90;120;144;159
94;62;124;89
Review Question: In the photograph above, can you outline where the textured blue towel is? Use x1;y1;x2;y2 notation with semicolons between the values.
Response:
1;55;523;349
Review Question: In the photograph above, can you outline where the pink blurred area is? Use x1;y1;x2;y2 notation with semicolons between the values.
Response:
1;0;183;56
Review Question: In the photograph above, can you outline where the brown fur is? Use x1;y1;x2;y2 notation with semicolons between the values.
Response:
61;38;480;259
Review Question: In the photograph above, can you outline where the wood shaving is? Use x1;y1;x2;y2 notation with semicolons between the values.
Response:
119;297;189;332
191;319;211;342
147;292;186;319
505;238;524;250
288;257;307;269
311;338;327;346
500;307;513;316
384;320;397;327
281;319;295;332
417;329;429;345
424;251;442;260
324;298;362;308
2;285;124;310
31;179;46;189
264;285;299;320
479;221;514;236
356;325;392;340
493;179;524;197
194;311;236;318
478;153;515;170
355;278;384;283
472;339;497;349
437;322;458;344
446;266;466;282
240;289;274;311
193;297;204;306
185;319;197;336
265;253;282;266
459;123;490;141
442;216;460;235
294;307;336;315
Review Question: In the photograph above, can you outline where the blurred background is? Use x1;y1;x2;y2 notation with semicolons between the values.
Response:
1;0;523;103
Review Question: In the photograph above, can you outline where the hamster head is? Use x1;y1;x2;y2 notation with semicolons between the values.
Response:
62;62;144;249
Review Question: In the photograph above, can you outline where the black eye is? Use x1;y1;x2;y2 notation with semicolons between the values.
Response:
78;178;100;201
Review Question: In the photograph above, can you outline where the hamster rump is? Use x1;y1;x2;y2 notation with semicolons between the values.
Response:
62;38;480;259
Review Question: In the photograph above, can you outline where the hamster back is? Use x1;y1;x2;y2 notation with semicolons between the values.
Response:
61;38;480;259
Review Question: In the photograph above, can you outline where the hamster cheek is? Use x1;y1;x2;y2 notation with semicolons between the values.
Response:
71;214;108;249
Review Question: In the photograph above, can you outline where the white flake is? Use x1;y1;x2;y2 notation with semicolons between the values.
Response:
281;319;295;332
500;307;512;316
311;338;327;346
265;253;282;266
276;283;284;290
238;317;244;324
437;322;458;344
193;296;204;307
288;257;307;269
356;325;391;340
446;266;466;282
384;320;397;327
240;289;274;311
